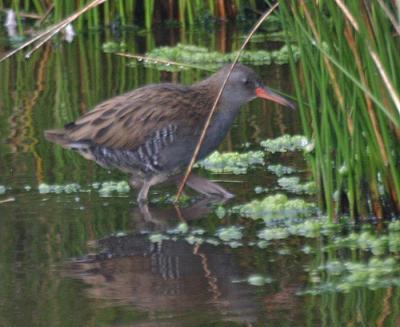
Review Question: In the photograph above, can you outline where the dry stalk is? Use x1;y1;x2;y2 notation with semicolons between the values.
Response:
0;0;106;63
175;2;280;202
344;25;388;165
376;0;400;35
114;52;212;71
299;1;352;132
334;1;400;116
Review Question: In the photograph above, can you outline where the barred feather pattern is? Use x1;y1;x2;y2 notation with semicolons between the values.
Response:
90;124;178;174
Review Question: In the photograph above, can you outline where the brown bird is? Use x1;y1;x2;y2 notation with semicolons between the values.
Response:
45;64;294;203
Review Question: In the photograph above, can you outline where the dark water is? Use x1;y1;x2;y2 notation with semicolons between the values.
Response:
1;27;400;326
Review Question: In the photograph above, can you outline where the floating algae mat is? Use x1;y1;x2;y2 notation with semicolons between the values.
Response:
142;212;400;294
38;183;81;194
233;193;316;221
37;181;130;196
197;150;264;174
260;134;310;153
277;176;316;194
267;164;297;177
144;43;300;70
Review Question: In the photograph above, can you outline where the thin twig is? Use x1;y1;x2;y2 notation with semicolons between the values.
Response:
0;0;106;63
38;3;55;26
376;0;400;35
175;3;280;202
370;50;400;115
0;197;15;204
334;0;359;31
114;52;213;71
334;1;400;116
25;0;106;59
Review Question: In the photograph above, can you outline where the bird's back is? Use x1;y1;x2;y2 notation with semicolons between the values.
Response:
45;83;217;174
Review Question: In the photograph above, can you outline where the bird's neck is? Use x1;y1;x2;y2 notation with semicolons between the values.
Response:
192;77;242;114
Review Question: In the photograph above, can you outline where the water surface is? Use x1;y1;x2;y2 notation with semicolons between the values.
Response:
1;27;399;326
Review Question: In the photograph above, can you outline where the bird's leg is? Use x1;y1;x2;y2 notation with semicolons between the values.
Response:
185;174;234;199
129;176;148;205
129;176;143;189
137;181;151;205
136;174;169;205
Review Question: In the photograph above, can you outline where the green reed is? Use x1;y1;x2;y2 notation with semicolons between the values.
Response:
2;0;263;29
279;1;400;220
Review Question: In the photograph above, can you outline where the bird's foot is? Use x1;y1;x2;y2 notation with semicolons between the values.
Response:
185;174;235;199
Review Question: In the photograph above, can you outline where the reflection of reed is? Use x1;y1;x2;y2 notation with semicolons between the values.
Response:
7;44;50;156
27;44;52;182
66;200;261;324
376;287;393;327
193;243;222;302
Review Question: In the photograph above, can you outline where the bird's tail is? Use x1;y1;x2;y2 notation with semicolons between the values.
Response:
44;129;70;147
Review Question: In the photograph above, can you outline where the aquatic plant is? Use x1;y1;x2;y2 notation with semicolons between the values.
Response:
280;1;400;219
258;227;289;241
197;150;264;174
98;181;130;196
149;233;169;243
38;183;81;194
267;164;296;177
146;43;300;68
260;134;309;153
304;257;400;294
102;41;126;53
216;226;243;242
277;176;316;194
234;193;316;221
247;274;273;286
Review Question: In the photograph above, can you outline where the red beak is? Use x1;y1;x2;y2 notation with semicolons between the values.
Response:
255;87;296;110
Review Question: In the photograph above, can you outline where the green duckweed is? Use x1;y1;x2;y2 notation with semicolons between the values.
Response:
185;235;204;245
303;257;400;295
277;177;316;194
190;228;206;235
258;227;289;241
98;181;130;196
288;220;322;238
145;43;300;69
247;274;273;286
254;186;269;194
267;164;296;177
234;193;316;221
177;223;189;233
228;241;242;248
102;41;126;53
215;206;226;219
217;226;243;242
260;135;309;153
38;183;80;194
197;150;264;174
389;220;400;231
149;233;169;243
205;238;220;246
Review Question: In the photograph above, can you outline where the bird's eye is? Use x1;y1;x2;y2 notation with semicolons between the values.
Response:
242;78;251;85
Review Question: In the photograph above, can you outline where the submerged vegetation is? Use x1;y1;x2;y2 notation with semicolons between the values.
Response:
280;2;400;220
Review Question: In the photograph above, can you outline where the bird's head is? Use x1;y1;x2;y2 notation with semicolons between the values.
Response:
215;64;295;110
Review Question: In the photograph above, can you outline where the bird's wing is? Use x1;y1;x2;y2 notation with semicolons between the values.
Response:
62;84;211;150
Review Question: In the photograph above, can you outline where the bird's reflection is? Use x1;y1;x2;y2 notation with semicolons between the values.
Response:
66;198;265;325
133;196;226;231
